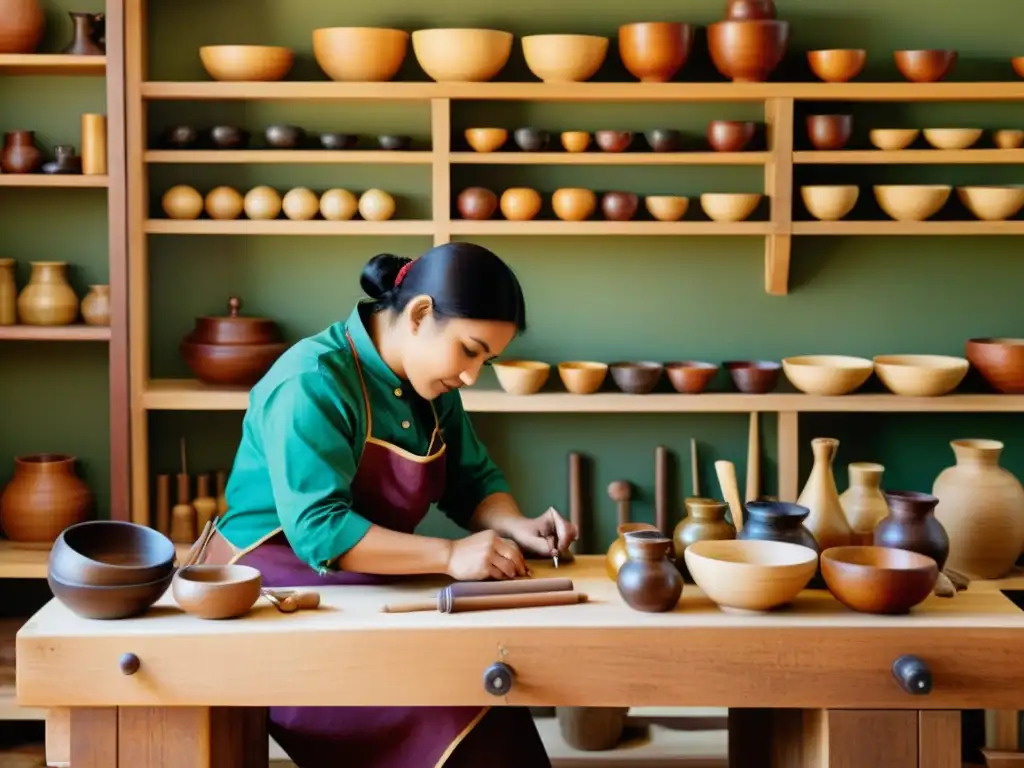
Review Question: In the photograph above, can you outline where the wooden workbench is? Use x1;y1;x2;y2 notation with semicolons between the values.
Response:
15;556;1024;767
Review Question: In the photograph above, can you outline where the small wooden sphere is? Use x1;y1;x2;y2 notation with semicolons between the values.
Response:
204;186;244;220
320;188;358;221
243;185;282;220
358;188;396;222
607;480;632;501
161;185;204;220
282;187;321;221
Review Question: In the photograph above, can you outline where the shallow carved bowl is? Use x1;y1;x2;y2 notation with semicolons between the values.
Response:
894;50;957;83
724;360;781;393
801;185;859;221
665;361;719;394
684;539;818;614
48;569;173;620
172;564;263;620
922;128;983;150
806;114;852;151
821;546;938;615
609;361;664;394
493;360;551;395
872;354;969;397
465;128;508;153
873;185;951;222
180;340;289;387
312;27;409;82
957;185;1024;222
617;22;694;83
411;28;513;82
558;361;609;395
869;129;920;151
50;520;176;588
965;338;1024;394
561;131;591;152
645;195;689;222
707;20;790;83
707;120;755;152
782;355;874;396
521;34;609;83
199;45;294;82
700;192;762;222
807;49;866;82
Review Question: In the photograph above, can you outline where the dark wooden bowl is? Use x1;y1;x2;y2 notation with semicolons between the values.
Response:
894;50;956;83
707;20;790;83
821;546;938;615
707;120;756;152
189;297;284;346
48;569;174;620
180;340;289;386
50;520;176;587
513;127;550;152
162;126;199;149
595;130;633;152
806;115;852;150
319;132;358;150
265;125;306;149
456;187;498;220
724;360;781;393
601;191;639;221
378;134;411;150
609;361;664;394
644;129;682;152
965;337;1024;393
665;361;719;394
209;126;249;150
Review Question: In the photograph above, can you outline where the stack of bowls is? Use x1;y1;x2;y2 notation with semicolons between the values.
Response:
48;520;177;620
707;0;790;83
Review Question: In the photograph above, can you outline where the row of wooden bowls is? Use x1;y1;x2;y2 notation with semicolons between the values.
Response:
807;121;1024;152
161;184;397;223
465;123;758;154
801;185;1024;223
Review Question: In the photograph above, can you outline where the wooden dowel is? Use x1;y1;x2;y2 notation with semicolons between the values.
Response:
450;577;574;598
655;445;669;535
568;452;582;554
383;588;588;614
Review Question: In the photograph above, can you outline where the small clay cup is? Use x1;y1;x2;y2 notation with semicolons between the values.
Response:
561;131;591;152
609;361;664;394
644;128;682;152
806;115;852;150
378;134;411;150
209;126;249;150
514;127;550;152
172;564;263;620
456;187;498;220
319;132;358;150
163;126;199;149
595;130;633;152
993;130;1024;149
265;125;306;149
601;191;639;221
665;361;719;394
724;360;781;394
707;120;756;152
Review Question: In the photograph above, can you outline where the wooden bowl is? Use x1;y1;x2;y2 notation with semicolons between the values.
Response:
601;191;639;221
617;22;694;83
801;185;859;221
684;539;818;614
872;354;969;397
782;355;874;396
493;360;551;395
894;50;957;83
807;49;866;82
645;195;689;221
499;188;543;221
456;187;498;220
1013;57;1024;79
48;569;173;620
665;361;719;394
514;127;550;152
50;520;176;587
806;114;852;150
172;564;262;620
700;193;761;222
707;120;755;152
552;188;597;221
595;131;633;153
870;129;920;151
312;27;409;81
724;360;781;393
922;128;983;150
522;34;608;82
180;340;289;386
873;185;951;222
993;129;1024;149
965;338;1024;393
411;28;513;82
957;185;1024;221
465;128;507;153
645;128;682;153
199;45;294;82
821;546;938;615
707;20;790;83
558;361;608;395
560;131;591;152
609;361;663;394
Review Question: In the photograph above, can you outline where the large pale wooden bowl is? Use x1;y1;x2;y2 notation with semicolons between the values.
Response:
522;34;608;82
684;539;818;614
870;129;919;151
493;360;551;395
957;186;1024;221
873;185;951;221
700;193;761;222
800;185;859;221
558;361;608;395
199;45;294;82
312;27;409;81
782;355;874;396
412;28;513;82
872;354;969;397
922;128;983;150
821;546;937;615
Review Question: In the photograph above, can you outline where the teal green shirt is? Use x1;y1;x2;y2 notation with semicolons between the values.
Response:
219;301;510;572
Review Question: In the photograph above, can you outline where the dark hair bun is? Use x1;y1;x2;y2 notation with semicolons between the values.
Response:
360;253;412;300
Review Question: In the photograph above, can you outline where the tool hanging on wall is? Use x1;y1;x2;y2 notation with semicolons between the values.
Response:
655;445;670;535
746;412;760;502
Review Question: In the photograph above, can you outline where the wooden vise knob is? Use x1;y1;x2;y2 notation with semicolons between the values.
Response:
891;654;931;695
483;661;515;696
119;652;140;676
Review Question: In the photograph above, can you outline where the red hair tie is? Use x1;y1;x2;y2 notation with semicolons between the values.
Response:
394;260;413;288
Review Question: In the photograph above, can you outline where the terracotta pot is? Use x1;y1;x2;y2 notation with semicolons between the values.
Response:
0;0;44;54
80;285;110;326
965;338;1024;394
601;191;638;221
617;22;693;83
806;115;852;150
874;491;949;570
838;462;889;545
724;360;780;393
932;439;1024;579
673;497;736;580
665;360;718;394
797;438;854;551
707;120;756;152
555;707;629;751
499;188;542;221
707;20;790;83
606;522;658;580
1;130;43;173
552;188;596;222
0;258;15;326
0;454;94;543
17;261;79;326
456;187;498;220
738;501;819;553
616;530;683;612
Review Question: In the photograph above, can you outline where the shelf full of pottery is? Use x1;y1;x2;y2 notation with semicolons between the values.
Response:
611;435;1024;616
0;117;107;177
150;124;423;156
0;5;105;60
0;260;110;339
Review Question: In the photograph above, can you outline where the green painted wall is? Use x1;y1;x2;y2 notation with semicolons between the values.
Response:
7;0;1024;556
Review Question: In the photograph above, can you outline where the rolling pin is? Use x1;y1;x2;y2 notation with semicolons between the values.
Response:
384;589;588;615
382;578;575;613
568;452;583;553
655;445;669;535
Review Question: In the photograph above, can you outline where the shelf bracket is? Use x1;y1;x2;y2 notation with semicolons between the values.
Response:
764;97;794;296
431;98;451;247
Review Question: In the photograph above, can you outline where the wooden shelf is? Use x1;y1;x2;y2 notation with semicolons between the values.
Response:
144;219;435;236
0;540;191;580
0;325;110;341
0;175;108;187
0;53;105;76
795;149;1024;164
793;220;1024;235
449;221;773;236
145;150;434;164
451;151;770;165
142;380;1024;413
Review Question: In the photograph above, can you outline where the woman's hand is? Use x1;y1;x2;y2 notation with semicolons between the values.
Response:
505;506;578;558
445;530;528;581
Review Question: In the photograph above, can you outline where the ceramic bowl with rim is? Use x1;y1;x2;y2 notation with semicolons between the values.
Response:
48;569;174;620
312;27;409;82
645;196;689;222
873;185;951;222
872;354;969;397
492;360;551;395
199;45;294;82
665;361;719;394
807;49;866;82
821;546;938;615
922;128;983;150
782;355;874;396
411;28;513;82
965;338;1024;393
724;360;781;393
557;361;608;395
801;185;859;221
957;185;1024;222
172;564;263;620
700;193;762;223
870;129;920;151
49;520;176;587
684;539;818;614
609;361;664;394
521;34;609;82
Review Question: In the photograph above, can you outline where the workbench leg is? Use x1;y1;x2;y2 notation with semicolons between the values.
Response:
70;707;118;768
117;706;267;767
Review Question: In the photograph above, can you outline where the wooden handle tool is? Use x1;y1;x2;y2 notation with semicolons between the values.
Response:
690;438;700;497
383;589;588;615
746;412;760;502
263;588;321;613
655;445;669;535
568;452;583;554
381;577;576;613
607;481;632;527
715;459;744;533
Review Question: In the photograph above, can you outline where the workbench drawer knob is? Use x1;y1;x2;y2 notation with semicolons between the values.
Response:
119;653;140;676
483;662;514;696
891;654;931;695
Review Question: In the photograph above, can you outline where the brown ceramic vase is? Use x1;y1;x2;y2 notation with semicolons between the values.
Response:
1;130;43;173
606;522;658;580
673;497;736;580
0;0;45;54
17;261;79;325
616;530;683;612
80;285;110;326
873;491;949;570
0;454;94;543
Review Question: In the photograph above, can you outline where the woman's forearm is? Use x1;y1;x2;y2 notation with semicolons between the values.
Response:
468;492;528;537
335;524;453;575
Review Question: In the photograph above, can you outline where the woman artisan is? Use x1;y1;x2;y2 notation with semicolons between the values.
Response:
200;241;577;767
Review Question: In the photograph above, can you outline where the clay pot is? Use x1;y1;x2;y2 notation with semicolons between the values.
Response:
552;188;596;222
665;361;719;394
0;454;94;543
62;11;104;55
513;127;549;152
457;187;498;220
644;129;682;152
839;462;889;545
555;707;629;751
595;131;633;153
0;0;45;54
894;50;957;83
609;361;663;394
673;497;736;580
874;491;949;570
17;261;78;326
265;125;305;149
708;120;756;152
738;500;819;553
726;0;777;20
1;130;43;173
932;439;1024;579
209;126;248;149
500;188;542;221
807;115;852;151
0;258;15;326
601;191;638;221
80;285;110;326
320;132;358;150
965;338;1024;394
797;437;854;551
606;522;658;580
724;360;780;393
617;22;693;83
707;20;790;83
616;530;683;612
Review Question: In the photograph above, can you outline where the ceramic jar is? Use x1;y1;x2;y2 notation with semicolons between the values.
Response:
17;261;79;326
874;491;949;569
0;0;45;54
41;145;81;175
1;130;43;174
0;258;15;326
673;497;736;580
797;437;854;550
616;530;683;612
605;521;658;580
738;500;819;552
933;439;1024;579
839;462;890;545
0;454;94;543
62;11;104;55
80;285;110;326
